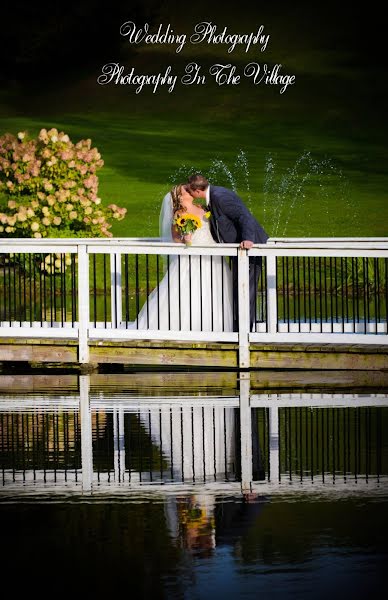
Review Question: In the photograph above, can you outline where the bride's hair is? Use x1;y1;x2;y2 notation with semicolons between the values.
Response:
170;184;186;215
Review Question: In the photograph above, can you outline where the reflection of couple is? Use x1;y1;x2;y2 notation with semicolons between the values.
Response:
133;173;268;331
165;492;266;559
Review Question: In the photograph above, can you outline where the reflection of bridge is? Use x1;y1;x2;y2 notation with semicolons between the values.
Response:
0;238;387;369
1;373;387;497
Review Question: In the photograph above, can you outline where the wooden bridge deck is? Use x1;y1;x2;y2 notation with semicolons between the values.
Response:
1;337;387;372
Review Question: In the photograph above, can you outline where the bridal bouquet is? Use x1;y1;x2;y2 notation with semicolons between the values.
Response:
174;212;202;245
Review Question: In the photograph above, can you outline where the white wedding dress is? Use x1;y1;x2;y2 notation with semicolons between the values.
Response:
131;216;234;332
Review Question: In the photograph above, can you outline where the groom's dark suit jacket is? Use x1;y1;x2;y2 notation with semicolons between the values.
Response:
208;185;269;244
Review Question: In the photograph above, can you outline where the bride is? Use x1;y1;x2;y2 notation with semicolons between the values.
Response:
131;184;233;332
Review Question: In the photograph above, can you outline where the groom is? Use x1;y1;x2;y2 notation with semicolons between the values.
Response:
186;173;269;331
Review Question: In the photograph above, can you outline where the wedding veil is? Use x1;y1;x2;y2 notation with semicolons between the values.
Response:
159;191;173;242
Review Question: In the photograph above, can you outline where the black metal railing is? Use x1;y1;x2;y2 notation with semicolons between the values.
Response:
0;252;77;326
275;256;388;333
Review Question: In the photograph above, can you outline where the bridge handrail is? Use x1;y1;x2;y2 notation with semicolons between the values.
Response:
0;237;387;368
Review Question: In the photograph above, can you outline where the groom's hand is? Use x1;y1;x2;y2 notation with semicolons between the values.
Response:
240;240;254;249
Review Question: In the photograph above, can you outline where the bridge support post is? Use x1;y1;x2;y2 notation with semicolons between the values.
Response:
110;253;122;328
78;244;90;364
266;255;278;335
238;249;250;369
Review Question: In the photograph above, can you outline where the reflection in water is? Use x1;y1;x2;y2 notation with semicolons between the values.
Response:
1;377;388;493
1;374;388;598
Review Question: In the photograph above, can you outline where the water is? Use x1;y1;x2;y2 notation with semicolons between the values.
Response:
166;150;354;237
1;371;387;598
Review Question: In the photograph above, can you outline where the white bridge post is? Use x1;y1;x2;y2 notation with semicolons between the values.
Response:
238;249;250;368
110;253;122;328
78;244;90;364
266;255;278;334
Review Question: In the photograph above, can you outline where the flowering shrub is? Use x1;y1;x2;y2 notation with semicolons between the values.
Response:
0;128;126;238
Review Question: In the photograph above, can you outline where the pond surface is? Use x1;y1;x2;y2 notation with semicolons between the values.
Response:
1;371;387;599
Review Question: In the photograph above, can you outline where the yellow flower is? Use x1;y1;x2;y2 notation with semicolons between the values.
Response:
175;216;186;227
174;212;202;232
204;211;211;219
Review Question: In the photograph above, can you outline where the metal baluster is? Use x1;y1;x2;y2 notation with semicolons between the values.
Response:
351;257;356;332
22;253;27;324
71;254;76;327
200;256;203;331
319;256;322;332
355;257;360;325
103;254;108;328
221;254;225;331
341;258;345;332
332;408;336;482
210;256;214;331
324;257;328;329
124;254;129;327
145;254;150;329
308;257;312;330
135;255;140;328
330;257;334;332
286;256;290;331
167;255;171;330
189;256;192;331
296;256;300;331
303;256;307;326
156;254;160;329
374;257;379;333
93;254;97;327
292;256;297;330
178;255;181;330
53;253;57;325
313;257;317;325
345;258;349;324
366;258;370;331
385;258;388;334
49;253;54;326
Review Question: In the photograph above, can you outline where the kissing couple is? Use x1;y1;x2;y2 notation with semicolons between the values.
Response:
131;173;269;332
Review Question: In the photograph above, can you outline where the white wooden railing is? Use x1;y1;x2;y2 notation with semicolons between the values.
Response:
0;237;387;367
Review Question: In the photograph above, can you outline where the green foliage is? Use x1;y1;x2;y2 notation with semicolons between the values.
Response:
0;128;126;239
